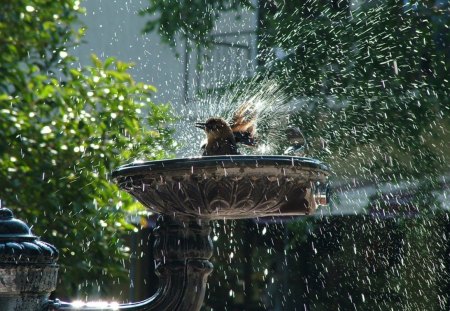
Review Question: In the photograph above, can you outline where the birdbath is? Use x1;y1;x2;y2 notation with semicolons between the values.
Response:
55;155;329;310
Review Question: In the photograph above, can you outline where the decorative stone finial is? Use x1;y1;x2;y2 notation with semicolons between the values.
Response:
0;207;34;238
0;207;59;311
0;207;13;219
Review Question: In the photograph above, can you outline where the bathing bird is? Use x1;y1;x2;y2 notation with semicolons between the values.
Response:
195;103;257;156
195;118;239;155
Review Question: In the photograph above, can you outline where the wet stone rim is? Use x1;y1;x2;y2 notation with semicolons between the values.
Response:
112;155;330;178
112;156;330;219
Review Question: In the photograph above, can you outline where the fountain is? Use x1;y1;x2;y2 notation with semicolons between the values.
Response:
0;155;329;310
58;155;328;310
112;155;329;219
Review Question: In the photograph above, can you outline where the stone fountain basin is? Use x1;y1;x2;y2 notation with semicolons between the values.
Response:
112;155;330;220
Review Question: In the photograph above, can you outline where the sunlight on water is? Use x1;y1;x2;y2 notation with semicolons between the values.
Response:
175;77;294;157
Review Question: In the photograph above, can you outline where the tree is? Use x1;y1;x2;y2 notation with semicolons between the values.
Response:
139;0;450;309
0;0;175;298
258;0;450;182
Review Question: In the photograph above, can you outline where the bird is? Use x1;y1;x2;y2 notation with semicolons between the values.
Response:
195;104;257;156
195;118;239;155
229;102;257;146
194;81;310;157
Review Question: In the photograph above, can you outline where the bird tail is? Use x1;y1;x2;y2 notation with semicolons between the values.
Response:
230;102;257;147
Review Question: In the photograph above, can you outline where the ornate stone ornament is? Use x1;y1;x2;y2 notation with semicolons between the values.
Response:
112;155;330;220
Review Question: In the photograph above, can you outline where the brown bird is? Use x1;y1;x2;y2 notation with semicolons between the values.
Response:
195;118;238;155
195;105;257;156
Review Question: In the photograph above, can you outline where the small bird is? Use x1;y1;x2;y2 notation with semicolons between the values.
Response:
195;104;257;156
195;118;239;155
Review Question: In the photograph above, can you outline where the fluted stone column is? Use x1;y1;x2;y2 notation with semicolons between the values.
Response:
150;215;213;311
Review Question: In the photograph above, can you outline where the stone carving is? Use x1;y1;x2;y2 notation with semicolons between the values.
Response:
0;208;59;311
45;156;329;310
113;155;329;220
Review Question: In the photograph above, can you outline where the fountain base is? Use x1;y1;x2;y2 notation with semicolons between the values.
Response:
54;216;213;311
53;156;329;310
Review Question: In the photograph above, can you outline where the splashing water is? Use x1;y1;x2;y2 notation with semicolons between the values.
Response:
175;77;294;157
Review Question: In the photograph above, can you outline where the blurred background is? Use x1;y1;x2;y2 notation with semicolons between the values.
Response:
1;0;449;310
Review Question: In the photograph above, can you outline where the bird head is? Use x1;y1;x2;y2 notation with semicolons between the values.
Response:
195;118;234;140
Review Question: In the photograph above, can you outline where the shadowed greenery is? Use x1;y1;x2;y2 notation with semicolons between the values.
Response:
0;0;174;298
141;0;450;310
258;0;450;185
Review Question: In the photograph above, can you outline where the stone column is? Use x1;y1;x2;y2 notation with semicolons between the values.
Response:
54;215;213;311
150;215;214;311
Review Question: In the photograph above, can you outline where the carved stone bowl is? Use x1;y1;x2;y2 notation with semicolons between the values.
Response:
112;155;330;220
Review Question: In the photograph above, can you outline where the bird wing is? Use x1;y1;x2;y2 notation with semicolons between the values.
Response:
234;131;256;147
230;102;257;146
231;102;256;129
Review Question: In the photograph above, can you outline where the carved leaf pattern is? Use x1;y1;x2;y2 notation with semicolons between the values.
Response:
123;174;324;220
114;157;329;219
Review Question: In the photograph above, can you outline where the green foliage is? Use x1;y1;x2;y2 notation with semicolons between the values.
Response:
259;0;450;182
139;1;450;309
0;0;174;297
204;216;449;311
206;215;449;310
286;215;448;310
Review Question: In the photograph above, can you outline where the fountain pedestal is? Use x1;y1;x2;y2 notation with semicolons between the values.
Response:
149;216;213;311
111;156;329;310
54;216;213;311
53;155;329;310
